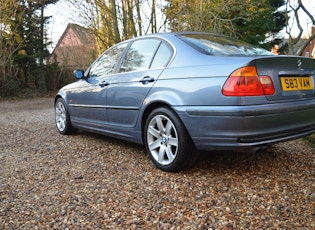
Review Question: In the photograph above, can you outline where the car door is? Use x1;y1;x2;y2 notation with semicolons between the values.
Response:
68;42;128;128
106;38;174;129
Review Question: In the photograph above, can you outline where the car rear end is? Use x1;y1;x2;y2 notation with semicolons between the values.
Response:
181;55;315;151
245;56;315;143
148;33;315;151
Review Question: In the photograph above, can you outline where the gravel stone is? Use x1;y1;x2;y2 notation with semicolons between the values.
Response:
0;97;314;229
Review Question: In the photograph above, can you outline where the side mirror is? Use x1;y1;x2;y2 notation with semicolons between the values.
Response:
74;70;85;79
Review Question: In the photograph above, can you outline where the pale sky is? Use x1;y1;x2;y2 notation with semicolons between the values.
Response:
45;0;79;51
280;0;315;38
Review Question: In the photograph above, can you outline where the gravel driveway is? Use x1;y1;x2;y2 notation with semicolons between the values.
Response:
0;97;314;229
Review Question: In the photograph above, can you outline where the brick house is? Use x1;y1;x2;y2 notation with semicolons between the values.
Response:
50;23;97;69
302;26;315;58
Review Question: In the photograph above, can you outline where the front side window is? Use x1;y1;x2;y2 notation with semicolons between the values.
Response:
120;39;161;73
89;43;127;78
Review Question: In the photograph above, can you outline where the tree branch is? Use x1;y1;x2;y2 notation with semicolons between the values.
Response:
297;33;315;56
298;0;315;25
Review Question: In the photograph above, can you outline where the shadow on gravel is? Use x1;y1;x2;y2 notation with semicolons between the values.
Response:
196;149;278;170
73;130;315;176
73;130;297;175
77;130;146;153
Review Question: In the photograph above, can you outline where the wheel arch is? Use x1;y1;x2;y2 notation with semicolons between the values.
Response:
140;89;185;136
54;93;68;106
141;102;170;140
54;95;62;105
140;101;193;147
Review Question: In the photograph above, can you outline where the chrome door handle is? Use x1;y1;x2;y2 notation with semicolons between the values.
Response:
140;76;155;84
99;81;109;87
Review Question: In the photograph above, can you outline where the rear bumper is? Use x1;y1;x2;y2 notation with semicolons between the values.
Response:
174;100;315;151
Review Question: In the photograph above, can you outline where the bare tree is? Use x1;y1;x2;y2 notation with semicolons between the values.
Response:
64;0;167;53
283;0;315;55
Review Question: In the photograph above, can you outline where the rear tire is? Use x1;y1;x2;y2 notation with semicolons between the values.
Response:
144;107;197;172
55;98;77;135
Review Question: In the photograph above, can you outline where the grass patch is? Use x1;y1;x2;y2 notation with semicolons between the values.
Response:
305;133;315;147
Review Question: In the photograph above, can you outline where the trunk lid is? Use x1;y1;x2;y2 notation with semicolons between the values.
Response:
253;56;315;101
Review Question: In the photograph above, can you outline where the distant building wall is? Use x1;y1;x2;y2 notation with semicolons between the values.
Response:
53;45;96;69
50;24;97;69
302;26;315;58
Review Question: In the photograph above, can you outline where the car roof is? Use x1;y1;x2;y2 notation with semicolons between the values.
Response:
125;31;222;40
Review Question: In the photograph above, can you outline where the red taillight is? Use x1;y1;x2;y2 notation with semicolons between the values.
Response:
222;66;275;96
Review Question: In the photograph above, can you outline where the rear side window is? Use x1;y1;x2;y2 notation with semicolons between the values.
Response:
151;42;173;69
120;39;161;72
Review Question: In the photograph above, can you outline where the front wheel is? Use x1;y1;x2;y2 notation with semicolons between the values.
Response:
144;107;197;172
55;98;77;135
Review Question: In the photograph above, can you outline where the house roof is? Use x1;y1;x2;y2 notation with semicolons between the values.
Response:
52;23;95;54
69;23;94;45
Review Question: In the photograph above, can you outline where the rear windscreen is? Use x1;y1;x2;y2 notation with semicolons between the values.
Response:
178;33;273;56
